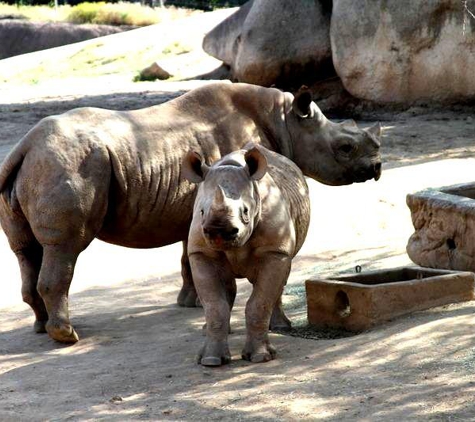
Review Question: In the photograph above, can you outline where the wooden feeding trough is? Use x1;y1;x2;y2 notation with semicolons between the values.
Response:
407;182;475;272
305;266;474;332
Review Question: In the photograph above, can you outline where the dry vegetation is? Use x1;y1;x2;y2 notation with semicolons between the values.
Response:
0;2;201;26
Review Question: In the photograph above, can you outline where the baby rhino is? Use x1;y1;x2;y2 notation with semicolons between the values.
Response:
183;144;310;366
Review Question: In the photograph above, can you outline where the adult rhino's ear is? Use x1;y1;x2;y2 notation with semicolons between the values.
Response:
244;147;267;181
182;151;209;183
292;87;325;124
292;88;312;118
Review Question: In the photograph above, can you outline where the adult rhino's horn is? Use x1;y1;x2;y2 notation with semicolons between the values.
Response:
366;122;383;146
342;119;358;128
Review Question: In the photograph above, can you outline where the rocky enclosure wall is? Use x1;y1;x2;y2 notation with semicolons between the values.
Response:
332;0;475;103
204;0;475;104
407;184;475;272
0;20;125;60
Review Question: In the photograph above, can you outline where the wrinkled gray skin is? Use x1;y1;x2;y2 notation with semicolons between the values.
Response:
0;81;382;343
184;145;310;366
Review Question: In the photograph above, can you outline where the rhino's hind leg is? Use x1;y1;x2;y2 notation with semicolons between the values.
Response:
269;297;292;331
37;245;81;344
0;201;48;333
177;241;200;307
16;243;48;333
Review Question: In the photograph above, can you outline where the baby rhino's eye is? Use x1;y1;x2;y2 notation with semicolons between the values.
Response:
242;207;250;223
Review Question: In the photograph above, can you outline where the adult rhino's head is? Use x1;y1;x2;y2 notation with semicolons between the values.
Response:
285;90;382;186
183;147;266;250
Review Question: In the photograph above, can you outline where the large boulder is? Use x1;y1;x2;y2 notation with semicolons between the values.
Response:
0;20;124;60
203;0;334;89
331;0;475;103
202;0;254;67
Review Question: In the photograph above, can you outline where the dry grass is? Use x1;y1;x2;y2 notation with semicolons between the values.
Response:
0;3;70;22
0;2;201;26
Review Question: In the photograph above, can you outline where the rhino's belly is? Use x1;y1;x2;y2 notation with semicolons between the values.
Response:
96;213;192;249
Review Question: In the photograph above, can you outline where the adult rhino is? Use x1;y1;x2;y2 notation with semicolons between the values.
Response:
0;82;382;344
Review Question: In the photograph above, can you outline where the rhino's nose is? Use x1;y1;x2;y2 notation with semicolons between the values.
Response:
203;225;239;241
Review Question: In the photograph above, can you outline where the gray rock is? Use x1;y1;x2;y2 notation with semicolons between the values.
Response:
203;0;333;89
407;182;475;271
0;20;125;60
202;0;253;67
139;62;172;80
331;0;475;103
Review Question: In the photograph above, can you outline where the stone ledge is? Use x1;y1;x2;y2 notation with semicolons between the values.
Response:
407;182;475;271
306;266;475;332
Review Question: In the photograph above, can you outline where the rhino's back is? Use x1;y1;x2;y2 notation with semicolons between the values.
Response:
8;105;198;248
9;82;290;249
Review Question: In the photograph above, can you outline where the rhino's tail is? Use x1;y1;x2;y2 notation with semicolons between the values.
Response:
0;139;30;193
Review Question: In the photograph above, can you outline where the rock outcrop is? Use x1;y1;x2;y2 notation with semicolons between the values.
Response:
331;0;475;103
407;183;475;272
0;20;125;60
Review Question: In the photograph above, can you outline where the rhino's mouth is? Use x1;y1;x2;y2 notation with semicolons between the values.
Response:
204;231;244;250
353;162;382;183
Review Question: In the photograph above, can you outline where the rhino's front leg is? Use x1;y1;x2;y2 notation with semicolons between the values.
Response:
189;253;234;367
177;241;201;308
242;253;291;363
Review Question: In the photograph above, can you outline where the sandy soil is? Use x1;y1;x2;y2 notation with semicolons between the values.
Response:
1;10;475;422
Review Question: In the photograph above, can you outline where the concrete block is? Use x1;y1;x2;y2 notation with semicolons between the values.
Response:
306;266;474;332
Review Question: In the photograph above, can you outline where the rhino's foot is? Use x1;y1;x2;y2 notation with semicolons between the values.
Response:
198;340;231;367
242;340;276;363
34;320;48;334
269;309;292;332
46;321;79;344
177;286;201;308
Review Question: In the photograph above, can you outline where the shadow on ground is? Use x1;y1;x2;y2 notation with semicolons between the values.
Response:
1;264;474;420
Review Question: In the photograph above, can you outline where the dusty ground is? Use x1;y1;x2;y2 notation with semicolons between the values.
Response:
1;9;475;422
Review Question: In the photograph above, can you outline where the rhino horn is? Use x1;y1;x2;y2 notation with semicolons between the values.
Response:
366;122;383;146
342;119;358;128
213;185;226;207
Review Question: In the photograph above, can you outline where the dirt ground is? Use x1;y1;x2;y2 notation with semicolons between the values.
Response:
1;11;475;422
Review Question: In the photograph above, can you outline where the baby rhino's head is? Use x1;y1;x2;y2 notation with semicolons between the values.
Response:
183;147;267;250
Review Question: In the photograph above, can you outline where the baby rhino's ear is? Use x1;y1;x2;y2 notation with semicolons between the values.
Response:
182;151;209;183
244;147;267;180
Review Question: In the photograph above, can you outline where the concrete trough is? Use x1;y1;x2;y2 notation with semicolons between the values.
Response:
305;266;474;332
407;182;475;271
